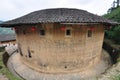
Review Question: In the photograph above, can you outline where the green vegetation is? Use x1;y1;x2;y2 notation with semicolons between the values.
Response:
0;47;4;52
104;7;120;22
104;6;120;80
104;6;120;44
105;26;120;44
0;47;21;80
112;74;120;80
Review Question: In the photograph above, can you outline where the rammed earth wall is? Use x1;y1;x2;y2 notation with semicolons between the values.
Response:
16;23;104;73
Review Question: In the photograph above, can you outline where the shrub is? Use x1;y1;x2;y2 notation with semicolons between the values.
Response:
112;26;120;44
105;26;120;44
0;47;5;52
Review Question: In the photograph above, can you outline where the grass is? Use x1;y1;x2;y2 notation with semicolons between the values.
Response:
0;48;21;80
112;74;120;80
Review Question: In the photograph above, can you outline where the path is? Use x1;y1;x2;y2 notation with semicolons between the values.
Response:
6;47;111;80
0;73;8;80
98;62;120;80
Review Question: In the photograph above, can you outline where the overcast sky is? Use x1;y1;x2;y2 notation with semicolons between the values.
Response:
0;0;114;21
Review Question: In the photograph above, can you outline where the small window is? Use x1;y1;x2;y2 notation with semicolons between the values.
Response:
66;29;71;36
88;30;92;37
23;30;26;35
40;30;45;36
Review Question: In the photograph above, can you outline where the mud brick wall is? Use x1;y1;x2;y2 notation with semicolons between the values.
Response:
16;23;104;73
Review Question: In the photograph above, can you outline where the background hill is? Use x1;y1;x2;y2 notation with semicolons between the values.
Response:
104;6;120;22
0;21;15;34
103;6;120;44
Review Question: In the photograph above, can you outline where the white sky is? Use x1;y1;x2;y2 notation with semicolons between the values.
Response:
0;0;114;21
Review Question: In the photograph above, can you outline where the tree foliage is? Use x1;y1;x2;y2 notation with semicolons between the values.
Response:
104;7;120;44
105;26;120;44
113;26;120;44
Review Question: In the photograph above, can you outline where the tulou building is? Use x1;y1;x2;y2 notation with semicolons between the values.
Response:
0;8;118;79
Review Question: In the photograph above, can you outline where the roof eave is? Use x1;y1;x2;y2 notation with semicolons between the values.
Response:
0;22;119;27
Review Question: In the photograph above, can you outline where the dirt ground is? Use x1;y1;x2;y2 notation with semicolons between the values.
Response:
6;46;111;80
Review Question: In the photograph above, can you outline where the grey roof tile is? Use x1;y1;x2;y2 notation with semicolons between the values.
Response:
0;8;119;27
0;34;16;42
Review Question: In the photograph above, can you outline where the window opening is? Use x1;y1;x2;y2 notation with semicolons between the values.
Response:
88;30;92;37
66;29;71;36
40;29;45;36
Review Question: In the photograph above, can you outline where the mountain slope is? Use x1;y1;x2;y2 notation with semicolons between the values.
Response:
0;27;15;34
104;7;120;44
0;21;3;23
104;6;120;22
0;21;15;34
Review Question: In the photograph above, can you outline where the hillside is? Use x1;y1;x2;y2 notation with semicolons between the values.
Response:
104;6;120;44
0;21;15;34
104;6;120;22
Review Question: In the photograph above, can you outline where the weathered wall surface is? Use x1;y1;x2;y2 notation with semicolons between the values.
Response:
16;23;104;73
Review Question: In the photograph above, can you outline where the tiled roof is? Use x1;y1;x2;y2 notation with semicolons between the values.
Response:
0;34;16;42
0;8;119;27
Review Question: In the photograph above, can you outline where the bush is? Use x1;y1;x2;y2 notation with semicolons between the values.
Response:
0;47;5;52
112;26;120;44
105;26;120;44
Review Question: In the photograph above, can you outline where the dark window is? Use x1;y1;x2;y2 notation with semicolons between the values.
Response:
66;29;71;36
23;30;26;35
40;30;45;36
88;30;92;37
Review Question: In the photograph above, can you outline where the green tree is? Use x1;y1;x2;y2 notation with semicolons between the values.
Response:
113;26;120;44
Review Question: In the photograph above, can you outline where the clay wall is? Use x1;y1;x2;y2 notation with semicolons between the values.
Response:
16;23;104;73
